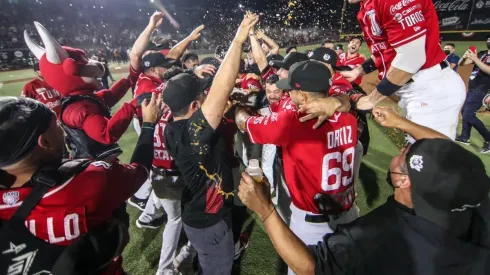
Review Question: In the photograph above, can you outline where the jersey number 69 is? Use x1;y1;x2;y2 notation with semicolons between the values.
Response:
321;147;355;192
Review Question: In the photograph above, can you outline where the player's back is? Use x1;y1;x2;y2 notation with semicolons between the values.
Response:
281;111;358;213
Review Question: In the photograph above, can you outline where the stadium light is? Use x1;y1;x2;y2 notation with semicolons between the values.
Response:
69;3;72;6
150;0;154;2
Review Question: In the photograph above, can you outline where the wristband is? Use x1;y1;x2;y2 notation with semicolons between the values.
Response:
376;77;403;97
361;58;377;75
141;122;155;130
261;207;275;223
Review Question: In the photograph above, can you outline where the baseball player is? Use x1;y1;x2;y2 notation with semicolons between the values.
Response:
21;63;62;117
337;37;366;85
235;61;359;275
339;0;466;142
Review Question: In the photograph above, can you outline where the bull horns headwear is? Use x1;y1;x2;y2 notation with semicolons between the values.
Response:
24;21;68;64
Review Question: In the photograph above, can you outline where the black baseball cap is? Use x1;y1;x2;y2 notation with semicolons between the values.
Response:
270;52;308;71
162;73;204;113
308;47;339;69
335;44;344;50
142;52;176;70
407;139;490;237
276;60;332;92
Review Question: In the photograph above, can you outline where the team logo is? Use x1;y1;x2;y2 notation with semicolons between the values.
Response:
393;13;403;21
2;191;19;205
409;155;424;172
91;161;112;170
144;61;150;67
476;0;484;8
323;54;331;61
307;51;314;58
269;60;274;66
2;242;40;275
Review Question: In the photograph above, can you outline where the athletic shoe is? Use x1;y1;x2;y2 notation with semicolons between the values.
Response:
455;136;470;146
234;233;250;260
173;243;196;269
127;196;148;211
136;216;167;229
481;142;490;154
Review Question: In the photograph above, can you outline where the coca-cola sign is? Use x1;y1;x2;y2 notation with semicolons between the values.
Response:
390;0;416;14
433;0;471;11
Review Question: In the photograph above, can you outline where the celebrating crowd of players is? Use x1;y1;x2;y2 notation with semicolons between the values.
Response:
1;0;490;273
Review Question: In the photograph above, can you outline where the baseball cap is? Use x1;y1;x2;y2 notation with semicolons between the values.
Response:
335;44;344;51
276;60;332;92
142;52;176;70
162;73;204;113
308;47;340;69
270;52;308;70
407;139;490;237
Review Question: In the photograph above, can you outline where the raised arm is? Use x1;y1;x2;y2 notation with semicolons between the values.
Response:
166;25;205;60
130;12;164;71
372;106;449;140
467;50;490;75
201;12;259;129
249;27;268;72
459;50;475;66
256;30;280;55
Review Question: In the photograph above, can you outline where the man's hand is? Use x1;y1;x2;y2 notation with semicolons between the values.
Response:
355;95;377;110
234;11;260;44
255;30;265;39
149;12;164;30
372;106;405;128
238;173;275;221
235;106;251;131
298;97;342;129
340;67;362;82
142;92;166;124
193;64;216;79
464;50;478;62
188;25;205;41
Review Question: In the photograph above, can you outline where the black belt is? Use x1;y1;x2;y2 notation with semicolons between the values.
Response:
305;211;344;224
152;167;181;177
406;61;449;84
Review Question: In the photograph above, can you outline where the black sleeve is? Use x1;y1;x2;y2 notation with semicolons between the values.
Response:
308;229;355;275
130;122;155;170
188;109;216;156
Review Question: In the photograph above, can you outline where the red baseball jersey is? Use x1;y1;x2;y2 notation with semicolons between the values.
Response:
269;93;297;113
329;73;353;96
22;78;62;117
239;74;262;91
246;110;358;213
134;74;174;170
357;0;446;79
338;53;366;85
0;161;148;246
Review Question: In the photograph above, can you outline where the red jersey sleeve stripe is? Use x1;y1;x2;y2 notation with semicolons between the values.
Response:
245;117;257;144
390;29;427;48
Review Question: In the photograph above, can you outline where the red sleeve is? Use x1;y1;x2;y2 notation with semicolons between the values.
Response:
81;161;149;220
246;111;294;146
95;78;130;108
129;65;142;90
62;101;136;145
381;0;427;48
21;82;35;99
134;77;158;98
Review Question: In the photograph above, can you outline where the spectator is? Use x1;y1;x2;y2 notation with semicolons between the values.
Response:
444;43;460;71
335;44;344;55
456;37;490;154
322;39;334;49
239;106;490;275
21;63;62;116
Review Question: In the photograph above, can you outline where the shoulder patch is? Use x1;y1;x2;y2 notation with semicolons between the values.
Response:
90;161;112;170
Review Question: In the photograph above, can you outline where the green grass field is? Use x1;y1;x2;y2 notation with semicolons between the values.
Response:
0;42;489;275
